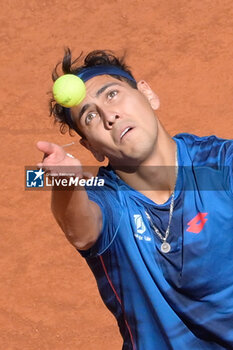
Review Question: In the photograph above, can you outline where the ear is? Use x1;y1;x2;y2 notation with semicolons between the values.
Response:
79;138;105;162
137;80;160;110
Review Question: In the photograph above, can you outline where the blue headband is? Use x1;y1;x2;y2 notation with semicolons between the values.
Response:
65;65;136;131
77;65;136;83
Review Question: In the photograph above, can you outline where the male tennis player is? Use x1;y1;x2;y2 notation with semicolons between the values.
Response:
37;49;233;350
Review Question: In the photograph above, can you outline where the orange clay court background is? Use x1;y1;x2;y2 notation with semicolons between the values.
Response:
0;1;233;349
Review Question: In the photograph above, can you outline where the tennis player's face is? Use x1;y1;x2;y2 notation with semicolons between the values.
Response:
71;75;160;166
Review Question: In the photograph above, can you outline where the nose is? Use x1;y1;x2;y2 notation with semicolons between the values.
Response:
102;109;120;129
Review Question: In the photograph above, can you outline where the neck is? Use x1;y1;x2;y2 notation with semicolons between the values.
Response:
114;122;178;204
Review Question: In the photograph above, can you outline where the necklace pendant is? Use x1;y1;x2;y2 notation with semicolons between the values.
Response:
161;242;171;253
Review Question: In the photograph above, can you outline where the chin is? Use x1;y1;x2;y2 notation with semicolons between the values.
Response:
108;138;156;167
113;148;153;169
129;142;154;161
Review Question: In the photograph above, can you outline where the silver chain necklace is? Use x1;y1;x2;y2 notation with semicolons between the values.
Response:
145;149;178;254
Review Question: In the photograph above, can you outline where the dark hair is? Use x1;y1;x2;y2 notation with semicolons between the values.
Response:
49;48;137;137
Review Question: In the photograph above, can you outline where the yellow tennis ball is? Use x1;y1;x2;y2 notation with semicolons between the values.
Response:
53;74;86;107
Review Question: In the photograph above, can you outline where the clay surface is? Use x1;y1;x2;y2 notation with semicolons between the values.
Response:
0;1;232;348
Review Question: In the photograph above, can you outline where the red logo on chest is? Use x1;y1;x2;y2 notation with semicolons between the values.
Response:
186;213;208;234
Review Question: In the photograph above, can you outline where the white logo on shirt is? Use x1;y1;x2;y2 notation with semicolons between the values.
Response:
133;214;151;242
134;214;146;234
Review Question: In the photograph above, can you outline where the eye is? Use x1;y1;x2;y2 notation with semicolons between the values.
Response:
107;90;118;100
85;112;97;125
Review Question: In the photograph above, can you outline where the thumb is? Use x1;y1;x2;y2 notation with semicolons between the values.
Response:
36;141;60;156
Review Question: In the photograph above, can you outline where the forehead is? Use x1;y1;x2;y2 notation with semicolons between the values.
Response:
71;75;129;114
85;74;122;89
86;75;122;97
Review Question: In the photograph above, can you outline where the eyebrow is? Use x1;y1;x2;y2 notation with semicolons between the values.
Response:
77;82;121;121
95;82;120;97
78;103;91;121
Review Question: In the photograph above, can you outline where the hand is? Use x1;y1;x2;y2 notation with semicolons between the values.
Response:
36;141;83;178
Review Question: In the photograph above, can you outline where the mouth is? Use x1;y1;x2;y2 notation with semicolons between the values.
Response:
120;127;133;141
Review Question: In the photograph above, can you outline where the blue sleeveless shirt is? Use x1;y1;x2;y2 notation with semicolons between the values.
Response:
79;133;233;350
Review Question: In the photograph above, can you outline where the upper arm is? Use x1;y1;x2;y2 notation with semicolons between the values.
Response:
77;187;123;257
78;200;103;250
51;188;103;250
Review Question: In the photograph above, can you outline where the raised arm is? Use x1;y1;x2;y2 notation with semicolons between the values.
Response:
37;141;102;250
